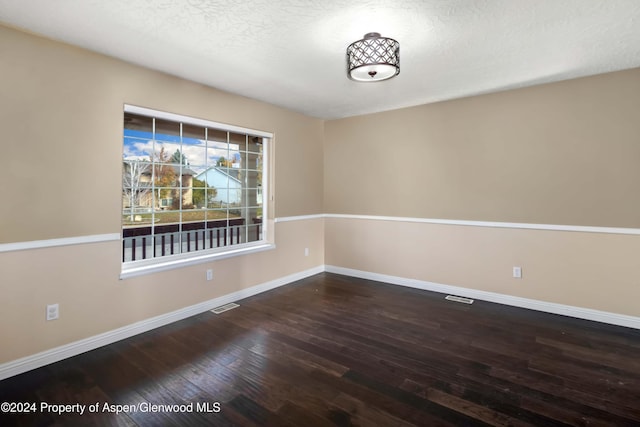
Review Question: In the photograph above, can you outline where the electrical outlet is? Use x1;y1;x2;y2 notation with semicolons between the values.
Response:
206;269;213;281
46;304;59;321
513;266;522;278
304;247;309;257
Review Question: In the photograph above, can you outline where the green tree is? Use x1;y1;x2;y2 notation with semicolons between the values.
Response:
170;149;188;165
216;156;233;167
192;177;218;207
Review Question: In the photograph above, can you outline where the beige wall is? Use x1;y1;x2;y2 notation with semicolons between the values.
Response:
324;67;640;319
325;218;640;317
0;24;324;244
325;68;640;227
0;219;324;363
0;24;324;364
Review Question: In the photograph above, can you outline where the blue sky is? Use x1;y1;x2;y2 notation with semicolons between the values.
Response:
123;129;241;174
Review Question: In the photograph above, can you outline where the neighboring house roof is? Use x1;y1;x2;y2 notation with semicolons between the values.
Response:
196;167;241;184
171;165;196;176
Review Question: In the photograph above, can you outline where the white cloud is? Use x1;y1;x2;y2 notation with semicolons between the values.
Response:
123;136;240;169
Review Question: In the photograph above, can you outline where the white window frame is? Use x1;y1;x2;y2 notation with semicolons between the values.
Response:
121;104;274;279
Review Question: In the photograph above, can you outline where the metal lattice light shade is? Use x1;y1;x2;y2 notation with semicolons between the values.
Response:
347;32;400;82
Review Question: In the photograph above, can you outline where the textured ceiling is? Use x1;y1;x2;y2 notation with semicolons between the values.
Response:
1;0;639;119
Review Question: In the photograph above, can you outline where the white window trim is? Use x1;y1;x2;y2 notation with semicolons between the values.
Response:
121;104;274;279
120;241;276;279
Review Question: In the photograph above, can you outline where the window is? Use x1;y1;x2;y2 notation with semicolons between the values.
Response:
121;105;272;277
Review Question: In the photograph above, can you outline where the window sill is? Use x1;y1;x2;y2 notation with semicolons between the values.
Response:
120;242;276;280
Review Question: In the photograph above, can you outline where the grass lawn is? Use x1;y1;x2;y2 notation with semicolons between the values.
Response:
122;209;240;226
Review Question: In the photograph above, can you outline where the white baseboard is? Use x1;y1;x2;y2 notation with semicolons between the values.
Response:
325;265;640;330
0;265;325;381
4;263;638;381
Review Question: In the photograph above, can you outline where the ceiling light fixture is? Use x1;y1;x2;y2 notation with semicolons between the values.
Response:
347;32;400;82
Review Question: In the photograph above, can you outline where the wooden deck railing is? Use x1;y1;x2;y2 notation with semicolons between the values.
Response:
122;218;261;262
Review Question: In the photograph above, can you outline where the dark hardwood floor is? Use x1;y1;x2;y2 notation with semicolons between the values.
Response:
2;272;640;426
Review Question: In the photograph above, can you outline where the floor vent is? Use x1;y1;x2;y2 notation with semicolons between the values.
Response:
211;303;240;314
445;295;474;304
